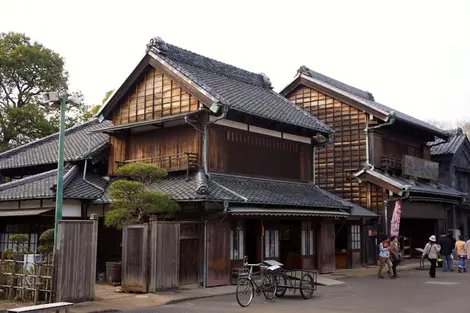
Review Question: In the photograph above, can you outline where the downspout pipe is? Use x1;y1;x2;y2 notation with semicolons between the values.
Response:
364;111;396;170
203;219;207;288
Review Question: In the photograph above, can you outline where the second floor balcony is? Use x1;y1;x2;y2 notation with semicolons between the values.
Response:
116;152;199;178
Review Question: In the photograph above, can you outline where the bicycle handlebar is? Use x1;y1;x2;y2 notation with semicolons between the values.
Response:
244;263;262;267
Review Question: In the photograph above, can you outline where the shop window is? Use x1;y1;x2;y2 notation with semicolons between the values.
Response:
301;221;315;256
230;222;244;260
264;229;279;258
349;225;361;250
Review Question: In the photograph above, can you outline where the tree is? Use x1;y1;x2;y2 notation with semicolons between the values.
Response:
0;32;69;150
104;163;180;230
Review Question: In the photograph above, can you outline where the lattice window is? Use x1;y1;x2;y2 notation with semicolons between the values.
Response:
301;221;315;256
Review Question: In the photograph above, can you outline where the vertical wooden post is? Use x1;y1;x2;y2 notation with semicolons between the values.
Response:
34;263;40;304
149;215;157;292
90;214;99;300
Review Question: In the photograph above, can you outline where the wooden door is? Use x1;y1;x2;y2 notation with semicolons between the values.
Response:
317;222;336;274
206;217;231;287
180;238;199;285
122;224;148;292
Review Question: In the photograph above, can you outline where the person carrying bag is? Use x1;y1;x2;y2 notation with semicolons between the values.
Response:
422;235;441;278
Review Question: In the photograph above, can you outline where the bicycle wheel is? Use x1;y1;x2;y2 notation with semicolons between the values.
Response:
236;277;254;307
299;273;314;299
262;271;277;300
275;271;287;297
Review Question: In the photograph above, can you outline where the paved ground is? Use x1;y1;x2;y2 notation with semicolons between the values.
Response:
118;268;470;313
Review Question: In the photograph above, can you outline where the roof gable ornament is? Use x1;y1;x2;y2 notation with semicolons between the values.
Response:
457;127;464;135
146;37;169;56
298;65;311;76
259;73;273;89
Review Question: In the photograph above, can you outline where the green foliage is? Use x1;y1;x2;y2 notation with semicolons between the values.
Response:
102;89;114;104
39;229;54;242
9;234;28;243
116;163;168;184
105;163;180;230
0;32;69;151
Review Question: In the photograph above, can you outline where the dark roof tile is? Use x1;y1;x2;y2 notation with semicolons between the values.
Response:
430;130;467;155
0;119;111;170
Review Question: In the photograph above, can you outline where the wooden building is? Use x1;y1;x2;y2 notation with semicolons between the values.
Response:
0;120;114;265
430;128;470;238
91;36;378;286
281;66;465;260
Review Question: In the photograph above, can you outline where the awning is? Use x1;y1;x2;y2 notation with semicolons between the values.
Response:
228;207;349;217
88;112;198;134
0;209;53;217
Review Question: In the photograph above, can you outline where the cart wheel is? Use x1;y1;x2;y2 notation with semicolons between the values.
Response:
299;273;314;299
236;277;254;307
262;271;277;300
275;272;287;297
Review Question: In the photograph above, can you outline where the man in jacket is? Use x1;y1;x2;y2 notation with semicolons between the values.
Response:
439;232;454;272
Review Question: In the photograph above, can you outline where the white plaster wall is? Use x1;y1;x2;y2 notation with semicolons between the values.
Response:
62;199;82;217
19;200;42;209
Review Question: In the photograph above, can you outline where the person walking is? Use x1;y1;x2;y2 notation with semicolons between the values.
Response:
455;235;467;273
378;237;393;279
439;232;454;272
422;235;441;278
389;236;401;278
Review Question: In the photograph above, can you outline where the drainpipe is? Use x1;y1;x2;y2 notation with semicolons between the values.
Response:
185;103;228;177
313;146;316;185
83;159;105;191
203;219;207;288
364;111;396;170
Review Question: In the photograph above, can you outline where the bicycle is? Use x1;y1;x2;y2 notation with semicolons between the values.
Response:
274;267;317;299
236;262;278;307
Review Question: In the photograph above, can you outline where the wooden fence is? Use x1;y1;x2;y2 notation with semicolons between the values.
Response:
121;224;148;293
0;254;54;303
121;218;201;293
54;215;99;302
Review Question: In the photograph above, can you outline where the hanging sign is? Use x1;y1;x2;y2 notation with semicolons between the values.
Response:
390;200;403;237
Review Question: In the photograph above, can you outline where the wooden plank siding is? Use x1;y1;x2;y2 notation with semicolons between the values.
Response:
112;67;200;125
55;218;99;302
288;86;380;209
206;218;231;287
121;225;149;293
108;125;201;176
208;125;312;182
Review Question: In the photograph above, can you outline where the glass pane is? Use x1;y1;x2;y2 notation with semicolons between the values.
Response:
239;230;244;259
274;230;279;257
301;230;306;255
230;230;234;260
265;231;270;258
309;230;314;255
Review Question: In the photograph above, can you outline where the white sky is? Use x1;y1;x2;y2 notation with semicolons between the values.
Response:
2;0;469;124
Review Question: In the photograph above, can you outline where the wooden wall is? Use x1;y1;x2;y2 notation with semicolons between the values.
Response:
209;125;312;182
55;217;98;302
288;86;371;207
112;67;200;125
121;224;148;293
316;222;335;274
108;125;201;175
206;217;231;287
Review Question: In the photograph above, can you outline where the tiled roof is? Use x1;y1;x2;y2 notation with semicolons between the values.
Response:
0;119;111;171
296;66;449;138
0;164;108;201
96;170;350;211
147;39;332;135
313;187;378;218
430;129;467;155
355;168;465;199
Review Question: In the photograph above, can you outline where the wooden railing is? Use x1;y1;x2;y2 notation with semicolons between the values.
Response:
381;155;402;170
116;152;199;177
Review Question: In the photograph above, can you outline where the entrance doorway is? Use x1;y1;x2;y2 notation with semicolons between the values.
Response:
279;221;301;269
245;219;260;263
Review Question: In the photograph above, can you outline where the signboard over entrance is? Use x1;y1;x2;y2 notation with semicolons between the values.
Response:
402;155;439;181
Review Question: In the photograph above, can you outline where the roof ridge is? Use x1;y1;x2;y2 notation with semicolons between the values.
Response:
209;172;318;186
63;164;79;189
298;65;375;101
0;168;57;191
0;119;100;159
146;37;270;89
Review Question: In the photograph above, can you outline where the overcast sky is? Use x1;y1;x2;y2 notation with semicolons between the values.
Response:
2;0;469;124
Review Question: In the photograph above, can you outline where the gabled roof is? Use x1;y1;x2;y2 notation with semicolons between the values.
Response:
0;119;112;171
0;164;108;201
430;128;468;156
100;37;332;136
282;66;450;140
